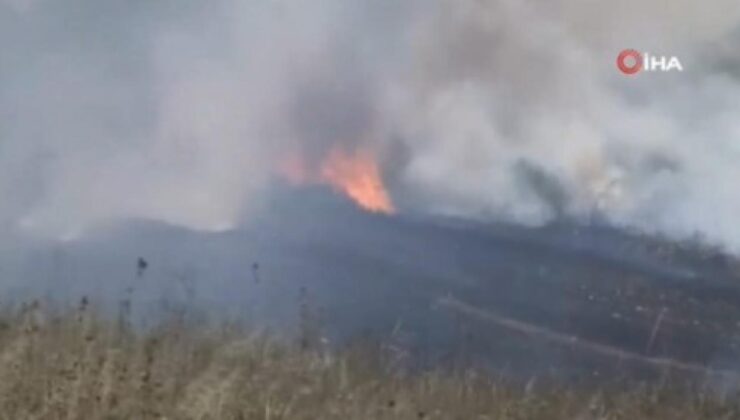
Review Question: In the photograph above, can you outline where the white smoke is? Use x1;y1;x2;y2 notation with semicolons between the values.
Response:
393;0;740;246
1;0;740;250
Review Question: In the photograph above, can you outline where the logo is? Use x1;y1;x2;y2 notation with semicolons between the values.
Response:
617;49;683;75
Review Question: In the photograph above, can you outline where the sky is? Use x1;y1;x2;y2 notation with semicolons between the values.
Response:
1;0;740;251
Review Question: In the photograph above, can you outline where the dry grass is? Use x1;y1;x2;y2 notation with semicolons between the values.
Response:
0;298;736;420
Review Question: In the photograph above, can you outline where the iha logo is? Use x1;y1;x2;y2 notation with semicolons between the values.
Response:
617;49;684;75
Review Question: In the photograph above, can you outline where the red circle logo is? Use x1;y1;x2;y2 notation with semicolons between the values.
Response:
617;49;642;75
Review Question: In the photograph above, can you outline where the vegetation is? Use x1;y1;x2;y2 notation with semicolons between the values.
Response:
0;298;737;420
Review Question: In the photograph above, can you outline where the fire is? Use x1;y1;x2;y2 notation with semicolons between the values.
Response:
320;148;394;214
278;148;394;214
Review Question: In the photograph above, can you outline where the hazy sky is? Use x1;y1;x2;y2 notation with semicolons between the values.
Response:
2;0;740;250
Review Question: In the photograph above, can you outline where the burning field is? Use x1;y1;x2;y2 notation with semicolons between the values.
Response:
3;0;740;417
6;184;740;386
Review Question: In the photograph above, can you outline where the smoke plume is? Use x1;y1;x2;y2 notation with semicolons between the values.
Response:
2;0;740;250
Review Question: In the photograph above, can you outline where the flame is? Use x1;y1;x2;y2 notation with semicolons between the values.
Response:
320;148;394;213
278;148;394;214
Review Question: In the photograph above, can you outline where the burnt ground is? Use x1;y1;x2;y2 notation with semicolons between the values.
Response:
4;186;740;383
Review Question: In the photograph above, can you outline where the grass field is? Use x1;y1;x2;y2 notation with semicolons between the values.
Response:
0;298;737;420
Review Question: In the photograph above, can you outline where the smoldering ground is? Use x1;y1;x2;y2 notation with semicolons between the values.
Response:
3;185;740;383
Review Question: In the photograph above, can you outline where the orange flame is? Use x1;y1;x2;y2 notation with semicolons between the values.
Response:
320;148;394;214
278;148;394;214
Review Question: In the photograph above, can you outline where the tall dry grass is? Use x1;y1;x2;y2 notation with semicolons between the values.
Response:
0;298;736;420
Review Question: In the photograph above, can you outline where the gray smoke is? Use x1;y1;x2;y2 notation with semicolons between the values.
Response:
2;0;740;250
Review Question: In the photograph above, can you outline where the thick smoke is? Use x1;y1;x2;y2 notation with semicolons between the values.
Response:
2;0;740;249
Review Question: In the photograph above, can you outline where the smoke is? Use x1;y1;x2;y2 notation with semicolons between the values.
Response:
2;0;740;250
